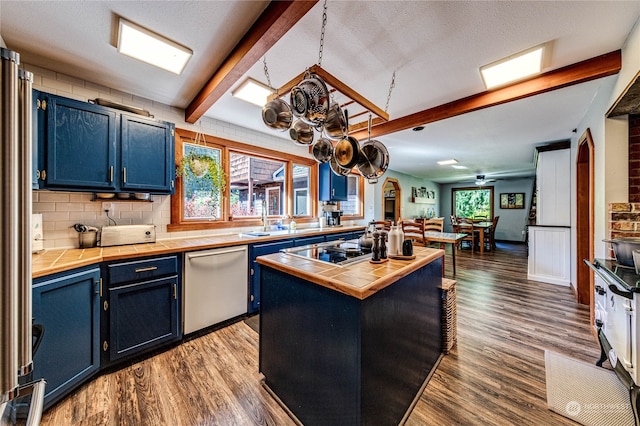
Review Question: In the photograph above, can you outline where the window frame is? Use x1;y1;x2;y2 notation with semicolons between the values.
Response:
169;128;318;231
451;186;494;219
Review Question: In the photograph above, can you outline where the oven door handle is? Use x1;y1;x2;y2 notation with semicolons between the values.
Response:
584;259;635;300
607;283;634;300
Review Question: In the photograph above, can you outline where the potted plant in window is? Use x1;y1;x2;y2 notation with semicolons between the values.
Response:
177;151;226;217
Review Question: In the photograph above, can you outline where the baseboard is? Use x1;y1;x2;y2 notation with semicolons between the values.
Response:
527;273;570;286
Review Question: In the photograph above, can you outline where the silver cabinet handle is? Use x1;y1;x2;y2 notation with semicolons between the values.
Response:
187;247;247;259
135;266;157;273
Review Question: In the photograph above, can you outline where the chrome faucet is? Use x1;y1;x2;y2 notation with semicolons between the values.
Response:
262;199;268;231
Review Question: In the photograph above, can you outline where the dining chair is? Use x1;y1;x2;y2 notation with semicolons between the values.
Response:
486;215;500;251
456;217;477;251
372;220;392;231
423;218;444;232
401;220;426;247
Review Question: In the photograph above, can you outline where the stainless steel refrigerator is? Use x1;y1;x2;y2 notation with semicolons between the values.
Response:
0;47;46;425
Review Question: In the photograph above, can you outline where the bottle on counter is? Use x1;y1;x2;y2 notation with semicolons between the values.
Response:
388;224;399;256
397;222;404;255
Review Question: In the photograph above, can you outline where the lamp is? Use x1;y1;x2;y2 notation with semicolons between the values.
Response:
232;78;273;107
117;18;192;75
480;44;544;89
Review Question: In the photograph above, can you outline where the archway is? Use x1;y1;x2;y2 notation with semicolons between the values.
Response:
576;129;594;323
381;177;401;224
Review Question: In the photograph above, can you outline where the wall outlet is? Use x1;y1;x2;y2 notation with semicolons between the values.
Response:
102;201;114;212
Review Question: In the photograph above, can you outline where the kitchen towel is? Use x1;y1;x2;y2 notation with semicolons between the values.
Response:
545;349;634;426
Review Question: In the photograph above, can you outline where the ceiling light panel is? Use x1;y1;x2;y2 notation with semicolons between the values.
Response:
480;45;544;89
437;159;458;165
232;78;273;107
117;18;192;75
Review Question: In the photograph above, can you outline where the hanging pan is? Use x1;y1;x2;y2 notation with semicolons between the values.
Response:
357;139;389;184
332;109;360;169
329;152;351;176
262;98;293;131
323;102;347;141
289;119;314;146
312;137;333;163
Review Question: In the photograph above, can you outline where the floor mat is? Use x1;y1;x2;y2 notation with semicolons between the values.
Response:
545;350;634;426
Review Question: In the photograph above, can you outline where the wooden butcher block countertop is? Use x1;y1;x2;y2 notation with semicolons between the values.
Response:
257;246;444;300
32;226;365;279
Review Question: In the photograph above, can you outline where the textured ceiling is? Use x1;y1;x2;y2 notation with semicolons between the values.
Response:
2;1;639;183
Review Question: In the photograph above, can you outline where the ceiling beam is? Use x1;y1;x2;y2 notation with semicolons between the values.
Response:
351;50;622;140
185;0;319;124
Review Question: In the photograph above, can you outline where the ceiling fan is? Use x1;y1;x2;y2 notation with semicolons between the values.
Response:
474;174;497;185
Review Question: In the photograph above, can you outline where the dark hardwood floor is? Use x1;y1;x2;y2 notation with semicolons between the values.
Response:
41;242;598;425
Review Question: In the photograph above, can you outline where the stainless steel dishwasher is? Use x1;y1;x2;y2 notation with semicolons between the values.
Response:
184;245;248;334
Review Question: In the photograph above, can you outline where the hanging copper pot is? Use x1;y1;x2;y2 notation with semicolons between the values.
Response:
329;152;350;176
334;136;360;169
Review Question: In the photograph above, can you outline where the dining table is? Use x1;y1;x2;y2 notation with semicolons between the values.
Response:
423;231;466;276
455;221;493;253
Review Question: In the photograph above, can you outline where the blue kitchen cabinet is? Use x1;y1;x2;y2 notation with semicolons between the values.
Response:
37;92;175;193
44;94;117;190
249;240;294;313
319;162;348;201
103;255;181;364
32;266;101;409
32;89;45;189
120;114;175;193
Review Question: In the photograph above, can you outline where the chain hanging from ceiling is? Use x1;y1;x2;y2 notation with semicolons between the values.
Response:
260;0;391;183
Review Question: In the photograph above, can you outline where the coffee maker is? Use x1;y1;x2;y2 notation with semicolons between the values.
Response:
325;210;342;227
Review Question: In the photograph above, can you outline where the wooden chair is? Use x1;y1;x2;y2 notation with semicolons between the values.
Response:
423;218;444;232
401;220;426;246
484;216;500;251
455;217;477;251
372;220;391;231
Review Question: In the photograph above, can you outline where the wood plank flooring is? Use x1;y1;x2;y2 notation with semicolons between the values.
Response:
41;242;599;425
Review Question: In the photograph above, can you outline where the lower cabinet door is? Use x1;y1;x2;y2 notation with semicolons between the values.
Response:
32;267;100;409
108;276;180;361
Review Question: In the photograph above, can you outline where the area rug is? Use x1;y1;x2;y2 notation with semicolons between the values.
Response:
244;314;259;334
545;350;634;426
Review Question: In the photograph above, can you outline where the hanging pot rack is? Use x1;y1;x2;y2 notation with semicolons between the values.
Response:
267;64;389;134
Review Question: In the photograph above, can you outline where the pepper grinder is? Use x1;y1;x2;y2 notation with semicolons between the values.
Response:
379;230;388;259
372;231;381;261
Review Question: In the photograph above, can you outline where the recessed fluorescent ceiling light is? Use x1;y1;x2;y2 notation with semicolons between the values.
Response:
232;78;273;107
480;45;544;89
117;18;192;75
451;165;468;169
437;159;458;165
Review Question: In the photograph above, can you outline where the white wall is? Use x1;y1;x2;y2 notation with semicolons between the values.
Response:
439;177;534;242
569;16;640;287
365;170;440;224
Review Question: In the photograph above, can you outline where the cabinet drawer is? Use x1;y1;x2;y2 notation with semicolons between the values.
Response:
108;256;177;286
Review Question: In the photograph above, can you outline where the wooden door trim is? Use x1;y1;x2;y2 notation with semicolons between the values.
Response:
381;177;401;223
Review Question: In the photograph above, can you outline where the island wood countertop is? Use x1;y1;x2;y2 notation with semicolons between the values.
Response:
256;246;444;300
32;226;365;279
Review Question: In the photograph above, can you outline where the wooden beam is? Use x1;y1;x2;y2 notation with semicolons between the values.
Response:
185;0;318;124
351;50;622;140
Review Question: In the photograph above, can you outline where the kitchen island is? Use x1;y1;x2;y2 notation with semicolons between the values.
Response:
256;246;444;426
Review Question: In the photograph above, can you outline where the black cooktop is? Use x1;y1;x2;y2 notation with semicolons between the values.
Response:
593;258;640;292
282;239;372;266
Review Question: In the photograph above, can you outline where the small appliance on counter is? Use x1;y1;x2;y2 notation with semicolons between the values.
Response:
100;224;156;247
322;203;342;227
